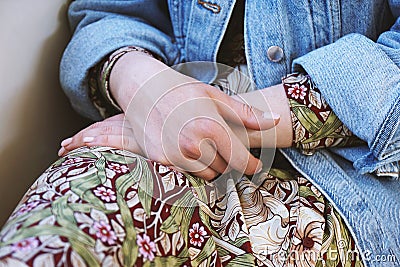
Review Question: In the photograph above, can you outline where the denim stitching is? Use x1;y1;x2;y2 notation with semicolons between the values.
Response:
371;96;400;160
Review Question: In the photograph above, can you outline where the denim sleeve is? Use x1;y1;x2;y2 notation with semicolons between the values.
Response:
60;0;180;120
292;14;400;177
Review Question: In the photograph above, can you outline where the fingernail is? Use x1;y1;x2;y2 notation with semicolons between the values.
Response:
83;136;95;143
61;137;72;147
255;162;263;174
263;112;280;120
58;147;65;157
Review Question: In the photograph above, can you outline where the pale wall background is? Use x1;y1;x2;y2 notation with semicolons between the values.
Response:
0;0;89;226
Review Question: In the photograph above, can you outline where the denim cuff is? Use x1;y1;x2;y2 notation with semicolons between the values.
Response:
293;33;400;176
60;17;179;120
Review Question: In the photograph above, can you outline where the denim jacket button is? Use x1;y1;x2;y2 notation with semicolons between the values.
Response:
267;45;284;62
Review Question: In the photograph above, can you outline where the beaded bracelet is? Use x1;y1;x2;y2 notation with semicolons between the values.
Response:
89;46;156;118
101;46;156;110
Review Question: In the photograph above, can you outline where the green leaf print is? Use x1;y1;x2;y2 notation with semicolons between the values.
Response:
117;190;138;267
160;216;180;234
299;186;324;202
21;209;53;228
191;237;217;267
52;195;101;266
226;253;255;267
100;151;137;165
269;168;296;181
138;165;154;217
1;208;52;233
3;225;94;247
114;155;140;196
69;151;98;160
69;238;100;267
186;174;208;202
112;155;154;266
167;190;197;245
95;156;107;184
144;255;188;267
52;195;77;225
69;169;105;209
290;100;323;133
69;202;113;214
301;112;343;144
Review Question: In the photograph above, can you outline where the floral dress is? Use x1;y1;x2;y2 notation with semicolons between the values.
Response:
0;1;365;266
0;146;363;267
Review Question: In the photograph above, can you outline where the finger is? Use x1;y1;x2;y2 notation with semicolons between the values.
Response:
177;132;230;174
63;120;130;149
173;161;220;181
200;151;230;174
206;119;263;175
162;138;221;181
61;122;134;155
190;167;220;181
207;87;280;130
79;134;141;154
60;114;128;147
229;123;276;148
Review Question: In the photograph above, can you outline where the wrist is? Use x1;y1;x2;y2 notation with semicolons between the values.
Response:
235;84;293;147
109;50;169;110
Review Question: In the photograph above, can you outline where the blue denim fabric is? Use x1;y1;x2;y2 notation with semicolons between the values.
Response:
60;1;400;266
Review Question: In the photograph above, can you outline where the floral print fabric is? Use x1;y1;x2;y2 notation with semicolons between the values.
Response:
282;73;365;155
0;147;363;266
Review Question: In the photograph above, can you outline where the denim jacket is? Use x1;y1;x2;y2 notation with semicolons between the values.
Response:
60;1;400;266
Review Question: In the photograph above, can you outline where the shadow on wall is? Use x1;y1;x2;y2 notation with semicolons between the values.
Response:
0;2;90;226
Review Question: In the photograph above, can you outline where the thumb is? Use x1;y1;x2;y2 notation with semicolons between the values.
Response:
207;87;280;130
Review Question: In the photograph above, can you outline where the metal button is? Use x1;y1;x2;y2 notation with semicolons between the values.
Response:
267;45;284;62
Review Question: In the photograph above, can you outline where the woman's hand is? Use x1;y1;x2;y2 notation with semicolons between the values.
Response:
58;113;275;160
58;113;141;156
61;52;279;180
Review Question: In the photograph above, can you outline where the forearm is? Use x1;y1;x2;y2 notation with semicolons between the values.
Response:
109;51;169;111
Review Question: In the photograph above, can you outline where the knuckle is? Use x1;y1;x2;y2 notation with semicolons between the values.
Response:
241;104;255;120
97;135;109;144
101;125;115;134
180;140;200;158
198;119;217;137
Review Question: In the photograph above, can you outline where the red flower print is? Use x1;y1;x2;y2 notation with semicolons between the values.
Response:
93;186;116;202
288;84;307;100
107;163;129;174
12;237;39;252
93;220;117;245
189;222;207;247
137;233;156;261
61;158;84;165
15;201;40;215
